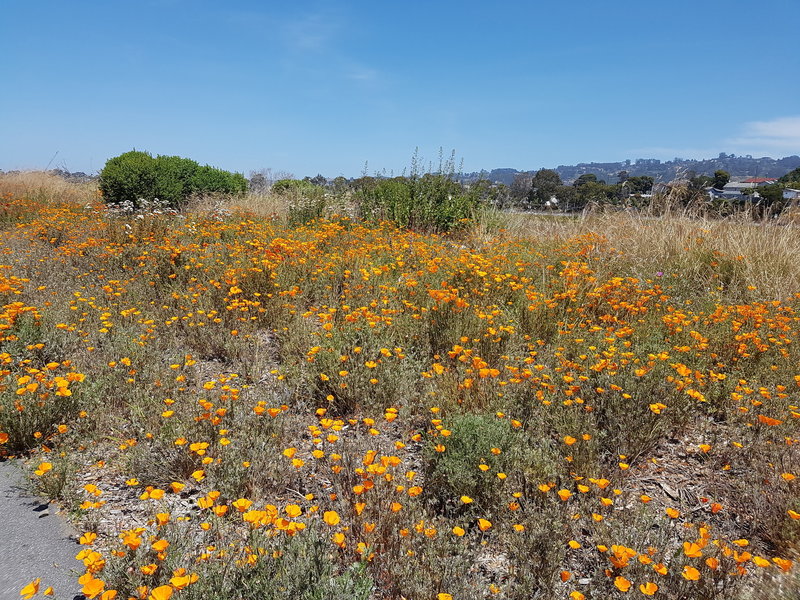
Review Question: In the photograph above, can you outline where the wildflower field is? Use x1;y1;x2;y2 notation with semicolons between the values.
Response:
1;172;798;600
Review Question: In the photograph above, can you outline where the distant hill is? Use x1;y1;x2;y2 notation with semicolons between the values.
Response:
460;154;800;186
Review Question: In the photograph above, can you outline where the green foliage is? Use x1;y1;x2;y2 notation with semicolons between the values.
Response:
713;169;730;190
355;174;481;232
778;166;800;184
99;151;247;209
575;180;618;206
272;179;321;195
756;183;787;213
99;151;164;207
688;172;713;190
573;173;600;188
528;169;563;208
356;177;412;225
423;413;517;508
349;149;484;232
191;165;248;194
626;175;654;194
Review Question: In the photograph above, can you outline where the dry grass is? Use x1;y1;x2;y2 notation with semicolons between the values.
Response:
0;170;97;205
499;210;800;302
188;190;289;219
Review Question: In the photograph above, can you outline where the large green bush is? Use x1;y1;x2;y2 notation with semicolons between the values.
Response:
99;150;247;208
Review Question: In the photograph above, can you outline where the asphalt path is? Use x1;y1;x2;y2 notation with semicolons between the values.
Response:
0;460;82;600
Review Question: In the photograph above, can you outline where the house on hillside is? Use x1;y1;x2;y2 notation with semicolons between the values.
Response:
713;178;778;199
716;181;756;198
742;177;778;185
784;188;800;201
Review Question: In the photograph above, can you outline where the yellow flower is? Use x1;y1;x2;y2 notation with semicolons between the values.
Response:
682;566;701;581
149;585;173;600
79;532;97;545
35;462;53;476
614;576;631;592
639;582;658;595
20;578;40;600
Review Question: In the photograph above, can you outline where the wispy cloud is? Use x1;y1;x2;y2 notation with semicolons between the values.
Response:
281;10;341;53
627;117;800;161
727;116;800;154
346;66;379;82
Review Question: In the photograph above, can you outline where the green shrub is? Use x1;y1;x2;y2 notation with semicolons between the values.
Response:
354;173;482;233
191;165;248;195
271;179;320;195
423;412;517;510
99;150;247;209
99;151;163;207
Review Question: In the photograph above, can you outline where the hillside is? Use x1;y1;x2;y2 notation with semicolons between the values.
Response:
462;154;800;185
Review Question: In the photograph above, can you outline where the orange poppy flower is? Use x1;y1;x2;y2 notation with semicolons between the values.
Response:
682;566;701;581
639;582;658;595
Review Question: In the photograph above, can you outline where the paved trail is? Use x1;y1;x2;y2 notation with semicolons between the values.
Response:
0;460;82;600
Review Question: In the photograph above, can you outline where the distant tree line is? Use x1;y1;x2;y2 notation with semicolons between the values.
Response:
499;165;800;216
505;169;655;211
459;154;800;186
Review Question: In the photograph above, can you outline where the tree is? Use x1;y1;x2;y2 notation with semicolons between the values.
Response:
304;174;328;187
688;173;712;191
331;176;350;195
248;168;274;192
712;170;730;190
469;178;507;208
626;176;653;194
574;174;600;188
575;181;616;205
555;185;578;210
757;184;786;211
528;169;562;208
778;166;800;187
509;172;533;206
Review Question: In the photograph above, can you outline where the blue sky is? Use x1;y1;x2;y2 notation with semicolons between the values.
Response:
2;0;799;177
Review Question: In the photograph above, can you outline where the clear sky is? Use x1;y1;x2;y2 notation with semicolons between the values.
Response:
2;0;799;178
